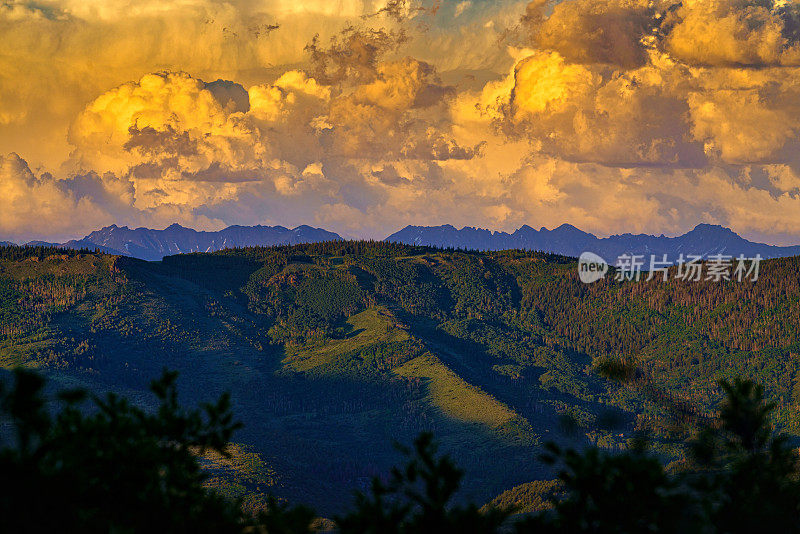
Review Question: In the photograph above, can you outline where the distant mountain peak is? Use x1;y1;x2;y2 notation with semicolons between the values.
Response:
689;223;738;237
553;223;580;231
547;223;594;239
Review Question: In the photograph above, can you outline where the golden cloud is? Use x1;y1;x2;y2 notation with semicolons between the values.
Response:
3;0;800;243
662;0;800;67
0;153;112;241
524;0;654;68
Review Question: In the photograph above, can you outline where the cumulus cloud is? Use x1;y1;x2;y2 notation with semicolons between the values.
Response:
0;0;509;168
478;50;705;167
473;0;800;170
0;153;113;242
51;33;483;237
661;0;800;67
68;45;477;170
523;0;655;68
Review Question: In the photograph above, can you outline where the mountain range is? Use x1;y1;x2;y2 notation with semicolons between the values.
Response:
386;223;800;263
5;222;800;262
17;224;343;261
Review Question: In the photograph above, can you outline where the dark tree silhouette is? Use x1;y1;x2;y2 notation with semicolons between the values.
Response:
336;432;509;534
0;368;245;533
3;367;800;533
692;379;800;534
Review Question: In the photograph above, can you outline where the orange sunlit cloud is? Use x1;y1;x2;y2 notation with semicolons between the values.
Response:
3;0;800;243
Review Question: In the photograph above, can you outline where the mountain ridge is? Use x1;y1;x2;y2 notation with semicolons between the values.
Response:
6;222;800;262
16;223;344;261
386;223;800;262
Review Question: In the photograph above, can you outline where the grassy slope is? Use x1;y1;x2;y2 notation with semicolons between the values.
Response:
394;353;534;443
283;308;406;373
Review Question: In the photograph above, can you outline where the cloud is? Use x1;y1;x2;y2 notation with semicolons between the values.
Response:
69;52;476;174
481;50;705;167
322;57;478;159
6;0;800;245
481;0;800;170
0;153;113;242
304;25;409;85
69;72;268;177
52;41;481;236
661;0;800;67
523;0;655;68
688;84;800;164
1;0;509;168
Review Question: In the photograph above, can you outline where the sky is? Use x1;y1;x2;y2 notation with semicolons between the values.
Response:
3;0;800;244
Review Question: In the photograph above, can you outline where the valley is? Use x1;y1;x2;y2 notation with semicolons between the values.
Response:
1;242;799;514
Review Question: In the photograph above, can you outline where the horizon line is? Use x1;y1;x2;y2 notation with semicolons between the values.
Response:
4;221;800;249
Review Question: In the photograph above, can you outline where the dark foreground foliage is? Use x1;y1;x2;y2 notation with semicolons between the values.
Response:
515;378;800;534
335;432;510;534
1;370;799;533
0;368;246;533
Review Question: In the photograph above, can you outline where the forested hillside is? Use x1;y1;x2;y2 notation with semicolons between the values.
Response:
1;242;799;514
